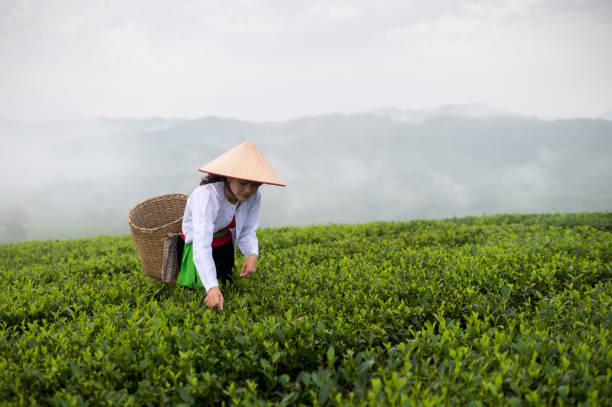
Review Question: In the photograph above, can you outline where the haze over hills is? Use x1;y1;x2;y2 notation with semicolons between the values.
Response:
600;110;612;121
1;105;611;243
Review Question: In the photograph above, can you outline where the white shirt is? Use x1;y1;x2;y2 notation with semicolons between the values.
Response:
182;181;261;292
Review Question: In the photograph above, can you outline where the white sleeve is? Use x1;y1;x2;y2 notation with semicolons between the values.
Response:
191;187;220;292
237;191;261;258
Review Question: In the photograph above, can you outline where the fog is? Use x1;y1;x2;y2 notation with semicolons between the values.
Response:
1;108;611;243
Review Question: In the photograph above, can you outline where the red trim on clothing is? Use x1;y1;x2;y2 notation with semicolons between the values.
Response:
212;216;235;248
179;215;236;247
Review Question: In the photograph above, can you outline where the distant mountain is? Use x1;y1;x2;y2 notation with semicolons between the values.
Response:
433;103;515;118
600;110;612;121
97;117;189;133
370;103;515;123
1;109;611;243
369;108;431;123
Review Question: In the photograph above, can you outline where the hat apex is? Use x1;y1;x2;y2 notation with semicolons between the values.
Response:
198;140;286;186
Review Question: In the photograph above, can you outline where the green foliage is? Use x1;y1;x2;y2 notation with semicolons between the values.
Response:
1;212;610;406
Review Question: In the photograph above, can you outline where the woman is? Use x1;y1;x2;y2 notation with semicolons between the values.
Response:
176;140;285;310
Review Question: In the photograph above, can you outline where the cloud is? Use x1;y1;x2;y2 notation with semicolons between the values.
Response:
0;0;610;121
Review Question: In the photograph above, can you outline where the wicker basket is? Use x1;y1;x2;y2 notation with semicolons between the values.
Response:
127;193;188;280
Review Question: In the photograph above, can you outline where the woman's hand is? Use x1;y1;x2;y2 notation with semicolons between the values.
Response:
204;286;224;310
240;254;257;278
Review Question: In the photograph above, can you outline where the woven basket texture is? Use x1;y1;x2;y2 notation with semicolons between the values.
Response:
127;193;188;280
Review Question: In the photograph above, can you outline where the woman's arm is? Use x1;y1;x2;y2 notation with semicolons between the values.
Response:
190;187;220;292
237;191;261;258
237;191;261;278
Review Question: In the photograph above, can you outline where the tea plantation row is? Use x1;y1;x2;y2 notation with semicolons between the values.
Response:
0;212;610;406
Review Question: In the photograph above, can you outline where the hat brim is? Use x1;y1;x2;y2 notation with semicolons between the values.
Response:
199;169;286;187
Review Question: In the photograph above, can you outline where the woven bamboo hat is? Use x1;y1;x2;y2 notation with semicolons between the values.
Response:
199;140;285;186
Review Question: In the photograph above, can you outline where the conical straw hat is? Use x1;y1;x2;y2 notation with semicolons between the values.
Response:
199;140;286;186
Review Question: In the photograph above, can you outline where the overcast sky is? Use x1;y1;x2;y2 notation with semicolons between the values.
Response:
1;0;611;122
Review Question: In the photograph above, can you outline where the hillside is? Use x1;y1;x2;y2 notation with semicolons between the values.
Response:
2;111;612;243
0;212;611;405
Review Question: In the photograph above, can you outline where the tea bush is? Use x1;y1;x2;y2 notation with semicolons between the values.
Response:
0;212;610;406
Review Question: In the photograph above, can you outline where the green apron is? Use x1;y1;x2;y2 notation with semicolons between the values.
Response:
176;242;203;289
